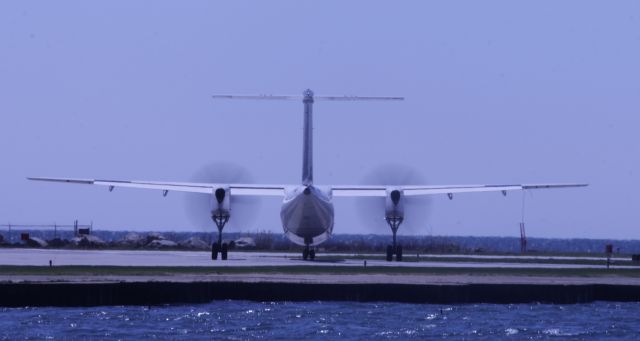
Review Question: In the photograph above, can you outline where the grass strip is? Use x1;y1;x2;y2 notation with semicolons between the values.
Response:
1;265;640;278
318;255;636;266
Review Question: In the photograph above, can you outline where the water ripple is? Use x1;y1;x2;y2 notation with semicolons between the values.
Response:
1;301;640;340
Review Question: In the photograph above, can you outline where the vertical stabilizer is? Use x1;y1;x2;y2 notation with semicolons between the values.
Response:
210;89;403;186
302;89;314;186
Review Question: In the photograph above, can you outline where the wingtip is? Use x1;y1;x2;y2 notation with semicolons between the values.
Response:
26;177;56;182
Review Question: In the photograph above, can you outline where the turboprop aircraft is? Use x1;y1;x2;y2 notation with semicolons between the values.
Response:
29;89;587;261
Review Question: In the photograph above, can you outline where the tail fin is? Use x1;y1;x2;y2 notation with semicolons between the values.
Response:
302;89;314;185
211;89;404;186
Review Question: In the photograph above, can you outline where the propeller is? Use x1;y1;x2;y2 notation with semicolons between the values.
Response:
355;163;432;234
184;162;262;232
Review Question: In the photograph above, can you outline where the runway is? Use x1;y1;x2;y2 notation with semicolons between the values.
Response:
0;248;634;269
1;248;640;305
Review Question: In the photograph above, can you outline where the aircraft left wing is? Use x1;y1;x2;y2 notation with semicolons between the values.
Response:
331;183;588;197
27;177;286;196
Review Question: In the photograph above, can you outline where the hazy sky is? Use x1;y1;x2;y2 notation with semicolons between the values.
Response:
1;1;639;239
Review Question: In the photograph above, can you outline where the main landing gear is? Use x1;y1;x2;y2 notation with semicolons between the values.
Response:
385;215;403;262
211;211;229;261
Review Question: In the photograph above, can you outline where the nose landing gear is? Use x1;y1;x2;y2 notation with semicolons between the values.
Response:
385;215;403;261
302;246;316;260
211;210;230;261
302;237;316;261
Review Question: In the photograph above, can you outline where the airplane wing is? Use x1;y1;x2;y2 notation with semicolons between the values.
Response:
28;177;586;198
331;183;588;197
27;177;286;196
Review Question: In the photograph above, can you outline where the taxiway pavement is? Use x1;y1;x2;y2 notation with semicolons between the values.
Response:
0;248;633;269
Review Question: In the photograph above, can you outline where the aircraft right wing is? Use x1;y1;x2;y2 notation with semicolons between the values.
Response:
331;183;588;197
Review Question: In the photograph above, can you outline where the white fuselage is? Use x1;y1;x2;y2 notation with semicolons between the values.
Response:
277;90;336;246
280;185;334;246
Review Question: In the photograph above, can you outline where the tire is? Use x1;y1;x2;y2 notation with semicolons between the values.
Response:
396;244;403;262
309;249;316;260
303;248;309;260
386;245;393;261
211;243;219;260
221;243;228;260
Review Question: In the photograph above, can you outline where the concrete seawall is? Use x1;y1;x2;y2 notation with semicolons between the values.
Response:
2;282;640;307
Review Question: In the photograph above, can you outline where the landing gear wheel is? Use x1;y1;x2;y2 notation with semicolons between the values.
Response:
385;212;403;263
211;243;219;260
221;243;228;260
309;249;316;261
386;245;393;262
302;248;309;260
211;207;230;263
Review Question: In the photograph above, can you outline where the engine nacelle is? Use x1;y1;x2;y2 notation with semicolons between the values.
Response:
210;186;230;227
385;188;404;230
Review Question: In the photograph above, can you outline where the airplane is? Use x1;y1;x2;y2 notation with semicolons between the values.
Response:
29;89;587;261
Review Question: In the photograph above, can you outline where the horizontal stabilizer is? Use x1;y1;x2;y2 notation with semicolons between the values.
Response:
212;94;404;101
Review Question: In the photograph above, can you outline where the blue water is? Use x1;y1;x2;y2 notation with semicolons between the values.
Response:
2;301;639;340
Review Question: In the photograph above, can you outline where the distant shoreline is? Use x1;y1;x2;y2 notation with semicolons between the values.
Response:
2;230;640;255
